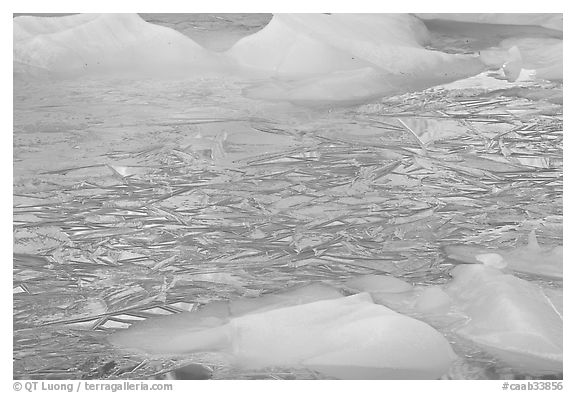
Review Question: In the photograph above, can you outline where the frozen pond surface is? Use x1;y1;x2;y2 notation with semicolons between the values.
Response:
13;14;562;380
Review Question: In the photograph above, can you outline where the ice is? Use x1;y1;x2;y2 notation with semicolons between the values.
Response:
415;14;562;31
477;38;562;82
502;46;524;82
109;291;456;379
413;286;452;313
498;38;562;80
242;67;395;105
230;14;486;103
110;264;561;375
345;274;413;293
14;13;486;103
370;265;562;375
228;14;431;76
108;283;343;355
14;13;562;103
444;230;563;279
446;265;562;374
229;283;343;315
14;13;563;380
416;14;562;83
232;293;456;379
13;13;226;78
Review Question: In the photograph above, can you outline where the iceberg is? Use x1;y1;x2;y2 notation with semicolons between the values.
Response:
363;266;562;375
109;288;456;379
109;264;563;377
230;293;456;379
13;13;562;100
498;38;562;81
415;14;563;82
108;260;562;377
477;38;562;82
14;13;489;103
109;265;563;379
229;14;486;104
445;265;562;374
13;13;226;78
227;13;433;76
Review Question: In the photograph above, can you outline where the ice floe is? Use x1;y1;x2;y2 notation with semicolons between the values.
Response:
109;288;455;379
